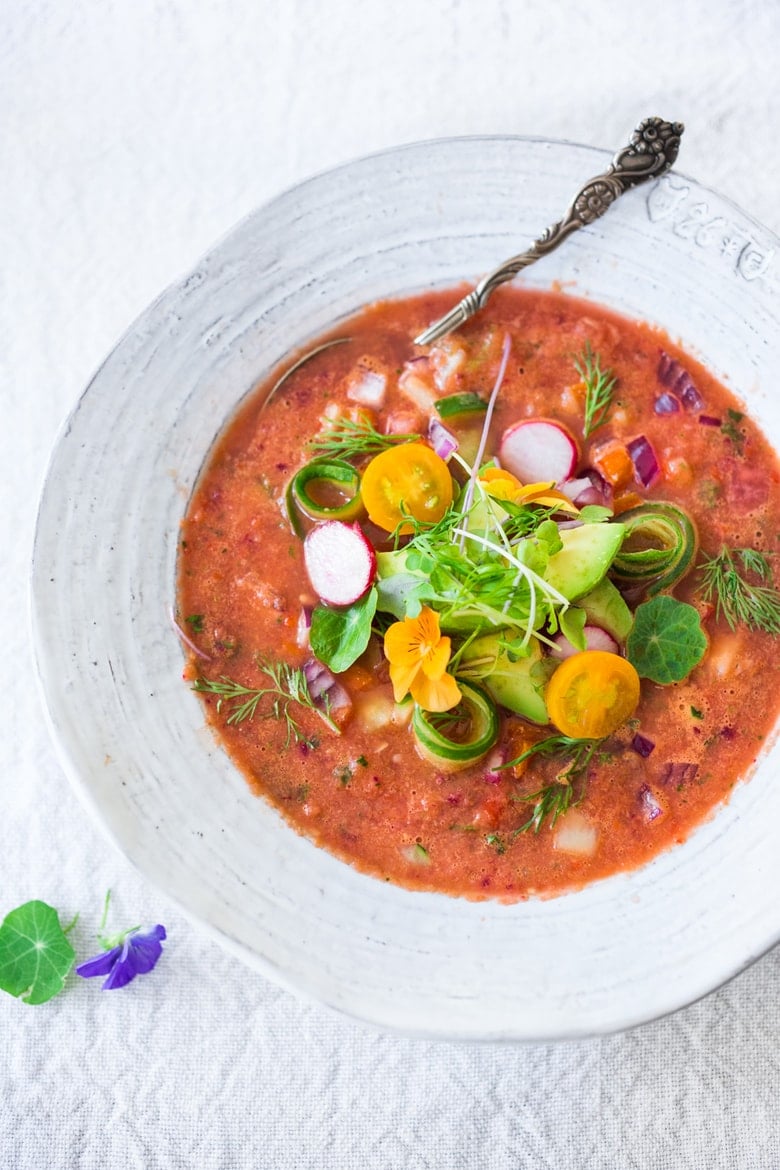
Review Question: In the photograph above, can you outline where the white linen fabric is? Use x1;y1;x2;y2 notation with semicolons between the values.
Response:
3;1;780;1166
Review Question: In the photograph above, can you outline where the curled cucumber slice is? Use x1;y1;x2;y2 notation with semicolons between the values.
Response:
412;681;499;772
611;503;698;595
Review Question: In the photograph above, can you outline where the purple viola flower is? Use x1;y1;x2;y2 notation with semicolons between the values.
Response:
76;925;167;990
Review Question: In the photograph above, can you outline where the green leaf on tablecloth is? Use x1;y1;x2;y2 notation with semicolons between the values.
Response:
0;900;76;1004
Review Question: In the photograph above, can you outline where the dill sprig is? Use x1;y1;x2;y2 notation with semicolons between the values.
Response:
575;342;617;439
307;416;418;461
697;546;780;634
506;735;603;833
193;658;340;745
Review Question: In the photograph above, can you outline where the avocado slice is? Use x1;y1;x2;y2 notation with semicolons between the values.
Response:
460;634;551;725
544;523;625;601
577;578;634;643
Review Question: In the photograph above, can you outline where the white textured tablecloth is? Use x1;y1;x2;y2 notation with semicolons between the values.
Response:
4;2;780;1166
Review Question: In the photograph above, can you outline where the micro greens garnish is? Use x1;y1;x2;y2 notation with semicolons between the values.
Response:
697;546;780;634
193;658;340;743
575;342;617;438
458;332;512;549
307;416;418;461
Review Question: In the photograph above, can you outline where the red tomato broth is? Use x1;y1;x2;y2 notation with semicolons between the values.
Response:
177;287;780;900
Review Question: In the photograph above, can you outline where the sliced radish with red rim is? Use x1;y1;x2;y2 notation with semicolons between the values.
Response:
303;521;376;606
550;625;620;659
499;419;578;484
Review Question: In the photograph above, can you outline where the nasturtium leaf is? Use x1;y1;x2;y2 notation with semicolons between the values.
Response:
310;586;378;673
0;900;76;1005
626;595;707;684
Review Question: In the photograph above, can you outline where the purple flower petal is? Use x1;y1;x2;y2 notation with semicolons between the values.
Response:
75;944;123;979
77;924;167;990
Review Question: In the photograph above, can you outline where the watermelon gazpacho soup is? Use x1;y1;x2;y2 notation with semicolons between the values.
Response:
176;287;780;900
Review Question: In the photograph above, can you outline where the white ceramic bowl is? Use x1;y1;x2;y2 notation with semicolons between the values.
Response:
32;137;780;1040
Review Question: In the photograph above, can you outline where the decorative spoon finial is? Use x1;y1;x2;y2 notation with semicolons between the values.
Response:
414;117;685;347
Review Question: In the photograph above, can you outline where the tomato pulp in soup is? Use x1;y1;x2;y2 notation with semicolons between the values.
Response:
177;287;780;900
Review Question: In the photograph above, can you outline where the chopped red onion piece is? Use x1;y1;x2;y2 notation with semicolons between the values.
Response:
654;392;681;415
638;784;663;822
560;470;613;509
627;435;660;488
631;732;656;758
302;657;351;711
660;761;699;786
427;416;459;461
558;476;592;501
657;351;704;411
698;414;722;427
720;726;737;741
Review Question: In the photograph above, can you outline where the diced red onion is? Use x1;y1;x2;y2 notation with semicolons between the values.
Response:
558;476;592;501
559;470;613;509
631;732;656;758
427;416;459;461
169;607;212;661
654;392;681;415
720;726;736;741
627;435;660;488
699;415;722;427
638;784;663;822
303;658;351;711
657;352;704;412
660;761;699;786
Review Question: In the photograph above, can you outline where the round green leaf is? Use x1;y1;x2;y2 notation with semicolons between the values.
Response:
0;900;76;1005
626;595;707;684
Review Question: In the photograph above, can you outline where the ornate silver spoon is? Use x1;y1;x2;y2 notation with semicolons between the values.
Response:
414;116;684;347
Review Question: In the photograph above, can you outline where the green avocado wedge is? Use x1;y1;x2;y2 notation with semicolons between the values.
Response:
544;523;626;602
459;634;551;725
576;577;634;643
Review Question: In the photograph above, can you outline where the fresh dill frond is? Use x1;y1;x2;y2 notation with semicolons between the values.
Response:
513;780;579;835
307;416;418;461
193;658;340;745
575;342;617;439
506;734;603;833
697;546;780;634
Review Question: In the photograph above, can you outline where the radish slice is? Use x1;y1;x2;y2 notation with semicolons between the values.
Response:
550;625;620;659
303;521;376;606
499;419;578;485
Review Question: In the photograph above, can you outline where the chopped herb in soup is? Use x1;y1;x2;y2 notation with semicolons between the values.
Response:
177;287;780;900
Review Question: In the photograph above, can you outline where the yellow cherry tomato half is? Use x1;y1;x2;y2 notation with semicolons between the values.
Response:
545;650;641;739
360;443;453;533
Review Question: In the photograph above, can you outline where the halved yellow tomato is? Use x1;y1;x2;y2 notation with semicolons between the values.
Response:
361;443;453;533
545;650;640;739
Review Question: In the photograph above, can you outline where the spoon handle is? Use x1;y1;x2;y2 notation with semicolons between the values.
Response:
414;116;685;347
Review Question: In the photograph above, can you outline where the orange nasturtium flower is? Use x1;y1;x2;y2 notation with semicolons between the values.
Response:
383;607;462;712
478;467;579;513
